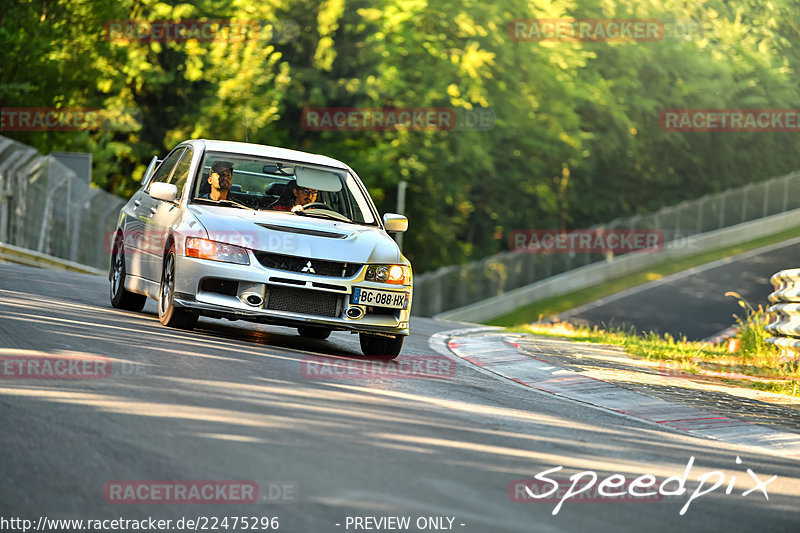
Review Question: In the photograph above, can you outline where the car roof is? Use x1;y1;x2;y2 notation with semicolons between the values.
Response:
195;140;348;170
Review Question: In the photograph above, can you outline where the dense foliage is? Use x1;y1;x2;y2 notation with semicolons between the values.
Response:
2;0;800;272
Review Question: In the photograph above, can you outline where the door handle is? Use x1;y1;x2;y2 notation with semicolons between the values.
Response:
133;199;141;208
149;206;158;216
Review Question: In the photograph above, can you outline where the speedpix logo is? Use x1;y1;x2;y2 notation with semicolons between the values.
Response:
511;456;777;516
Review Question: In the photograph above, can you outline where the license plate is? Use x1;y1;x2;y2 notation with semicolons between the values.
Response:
351;287;408;309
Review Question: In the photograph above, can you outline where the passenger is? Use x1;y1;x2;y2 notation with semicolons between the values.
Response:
199;161;234;201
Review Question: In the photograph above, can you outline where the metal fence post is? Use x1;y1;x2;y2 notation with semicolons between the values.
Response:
37;172;71;254
64;178;72;259
741;185;749;222
763;178;771;217
73;188;100;263
784;174;791;213
696;197;704;233
719;190;727;229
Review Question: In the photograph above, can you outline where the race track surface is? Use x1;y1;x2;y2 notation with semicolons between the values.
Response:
1;263;798;532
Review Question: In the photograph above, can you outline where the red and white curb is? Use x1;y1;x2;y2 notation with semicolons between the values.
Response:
432;329;800;459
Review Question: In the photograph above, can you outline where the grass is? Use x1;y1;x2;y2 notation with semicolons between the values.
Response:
510;294;800;396
487;224;800;327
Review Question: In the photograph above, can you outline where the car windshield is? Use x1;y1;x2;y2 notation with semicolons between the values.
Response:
191;151;378;225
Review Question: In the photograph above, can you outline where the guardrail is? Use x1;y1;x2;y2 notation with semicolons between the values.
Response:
0;242;105;275
414;170;800;317
438;211;800;323
766;269;800;362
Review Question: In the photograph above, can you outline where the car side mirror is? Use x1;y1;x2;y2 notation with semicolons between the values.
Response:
383;213;408;233
149;182;178;203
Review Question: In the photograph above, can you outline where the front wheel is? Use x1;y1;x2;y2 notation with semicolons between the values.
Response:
109;234;147;311
158;246;198;330
359;333;404;359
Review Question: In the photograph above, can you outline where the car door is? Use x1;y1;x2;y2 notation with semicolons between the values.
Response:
135;146;186;281
142;145;195;281
120;157;161;279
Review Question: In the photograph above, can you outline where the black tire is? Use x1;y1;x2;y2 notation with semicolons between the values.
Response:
109;234;147;312
158;246;198;330
359;333;404;359
297;326;332;340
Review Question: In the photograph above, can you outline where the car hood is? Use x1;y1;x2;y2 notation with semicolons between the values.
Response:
188;205;405;265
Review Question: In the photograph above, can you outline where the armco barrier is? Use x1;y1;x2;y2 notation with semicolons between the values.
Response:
0;242;104;275
766;268;800;362
414;170;800;317
436;208;800;323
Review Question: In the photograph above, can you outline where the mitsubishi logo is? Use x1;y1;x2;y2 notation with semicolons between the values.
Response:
301;261;316;274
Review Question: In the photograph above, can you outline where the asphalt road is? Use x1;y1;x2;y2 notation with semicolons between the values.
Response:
560;238;800;340
1;262;799;532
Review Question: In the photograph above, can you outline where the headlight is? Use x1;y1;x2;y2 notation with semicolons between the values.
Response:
185;237;250;265
365;264;410;284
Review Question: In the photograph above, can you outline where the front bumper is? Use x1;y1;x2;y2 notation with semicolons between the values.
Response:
172;253;411;336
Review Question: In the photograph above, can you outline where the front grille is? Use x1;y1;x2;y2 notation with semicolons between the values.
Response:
255;252;361;278
264;286;343;317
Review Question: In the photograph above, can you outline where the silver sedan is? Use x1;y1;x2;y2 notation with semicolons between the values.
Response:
109;139;412;358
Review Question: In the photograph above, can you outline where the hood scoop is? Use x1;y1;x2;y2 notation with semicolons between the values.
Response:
256;223;348;239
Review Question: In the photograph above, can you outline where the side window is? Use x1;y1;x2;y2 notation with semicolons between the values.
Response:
345;174;374;224
170;147;194;199
149;147;185;188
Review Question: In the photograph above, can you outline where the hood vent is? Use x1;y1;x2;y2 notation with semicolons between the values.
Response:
256;223;348;239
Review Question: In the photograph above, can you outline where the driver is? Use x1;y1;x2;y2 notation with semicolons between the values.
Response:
199;161;234;201
270;181;319;212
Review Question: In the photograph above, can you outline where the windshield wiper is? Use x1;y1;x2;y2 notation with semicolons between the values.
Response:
194;197;254;210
